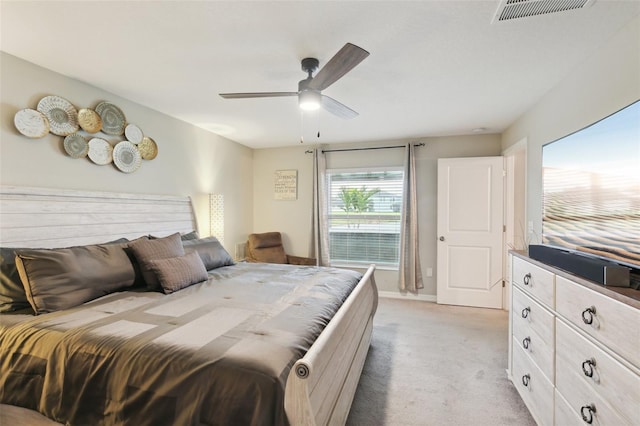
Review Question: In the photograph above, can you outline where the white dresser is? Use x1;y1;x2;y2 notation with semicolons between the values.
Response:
508;252;640;426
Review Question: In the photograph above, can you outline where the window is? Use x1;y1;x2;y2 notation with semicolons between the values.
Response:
326;168;404;268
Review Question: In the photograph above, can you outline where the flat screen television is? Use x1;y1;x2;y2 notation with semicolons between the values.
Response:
541;99;640;278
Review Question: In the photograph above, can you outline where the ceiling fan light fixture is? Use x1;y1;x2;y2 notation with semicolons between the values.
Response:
299;90;321;111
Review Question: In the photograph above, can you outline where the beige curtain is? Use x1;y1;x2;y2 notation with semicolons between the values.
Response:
311;148;330;266
399;143;423;292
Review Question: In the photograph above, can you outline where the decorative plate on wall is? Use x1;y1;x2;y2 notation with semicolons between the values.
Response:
95;102;126;135
14;108;50;138
88;137;113;165
77;108;103;133
36;95;79;136
125;123;143;144
63;134;89;158
113;141;142;173
138;136;158;160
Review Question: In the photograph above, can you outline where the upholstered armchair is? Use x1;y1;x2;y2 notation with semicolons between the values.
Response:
245;232;316;265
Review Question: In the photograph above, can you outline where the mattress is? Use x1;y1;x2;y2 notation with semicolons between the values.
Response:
0;262;362;425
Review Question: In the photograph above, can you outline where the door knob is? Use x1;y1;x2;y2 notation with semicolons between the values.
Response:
439;236;445;241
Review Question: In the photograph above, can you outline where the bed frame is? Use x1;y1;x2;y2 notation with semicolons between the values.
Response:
0;185;378;426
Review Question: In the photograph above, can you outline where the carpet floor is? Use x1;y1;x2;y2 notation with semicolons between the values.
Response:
346;298;536;426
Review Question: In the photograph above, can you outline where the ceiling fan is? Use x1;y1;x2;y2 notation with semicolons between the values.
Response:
219;43;369;119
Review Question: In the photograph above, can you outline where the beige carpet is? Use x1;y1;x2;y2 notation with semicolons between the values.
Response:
346;298;536;426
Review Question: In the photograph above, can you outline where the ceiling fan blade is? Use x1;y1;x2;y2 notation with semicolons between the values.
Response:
308;43;369;91
321;95;359;119
219;92;297;99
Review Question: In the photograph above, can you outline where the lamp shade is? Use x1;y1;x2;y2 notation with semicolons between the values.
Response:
209;193;224;244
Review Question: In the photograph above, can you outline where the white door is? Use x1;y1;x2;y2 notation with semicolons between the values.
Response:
436;157;504;308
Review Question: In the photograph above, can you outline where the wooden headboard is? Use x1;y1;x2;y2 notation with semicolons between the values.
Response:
0;186;198;248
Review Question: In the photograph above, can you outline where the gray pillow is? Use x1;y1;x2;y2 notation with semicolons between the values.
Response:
182;237;234;271
0;247;32;313
180;231;200;241
120;236;149;288
148;231;199;241
147;251;208;294
1;238;131;314
15;243;136;314
129;233;185;291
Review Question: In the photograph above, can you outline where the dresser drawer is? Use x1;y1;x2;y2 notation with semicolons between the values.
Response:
513;256;555;307
513;311;555;380
513;286;555;347
554;389;620;426
555;389;585;426
556;368;628;425
556;320;639;424
556;276;640;369
512;340;554;426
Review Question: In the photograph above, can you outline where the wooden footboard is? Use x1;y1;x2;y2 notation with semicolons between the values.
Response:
284;264;378;426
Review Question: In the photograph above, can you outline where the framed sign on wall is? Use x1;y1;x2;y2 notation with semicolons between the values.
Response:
274;169;297;200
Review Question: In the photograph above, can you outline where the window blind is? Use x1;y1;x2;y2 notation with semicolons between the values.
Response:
326;168;404;267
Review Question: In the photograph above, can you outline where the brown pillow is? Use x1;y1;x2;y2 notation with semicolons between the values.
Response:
15;243;136;314
128;233;184;291
182;237;234;270
147;251;208;294
1;247;32;312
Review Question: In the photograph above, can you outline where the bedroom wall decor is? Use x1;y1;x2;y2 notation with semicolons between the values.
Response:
274;169;298;200
13;95;157;173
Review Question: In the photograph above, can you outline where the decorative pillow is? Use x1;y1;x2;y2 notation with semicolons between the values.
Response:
1;238;131;314
128;233;184;291
0;247;32;313
180;231;200;241
147;251;208;294
120;236;149;288
182;237;234;271
148;231;199;241
15;243;136;314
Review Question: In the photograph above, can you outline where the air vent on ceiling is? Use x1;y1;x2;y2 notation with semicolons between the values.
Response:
492;0;596;22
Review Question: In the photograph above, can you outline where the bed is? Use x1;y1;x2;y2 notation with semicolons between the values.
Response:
0;186;378;425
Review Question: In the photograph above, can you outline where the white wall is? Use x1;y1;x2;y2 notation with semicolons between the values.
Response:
253;135;502;296
0;53;254;254
501;15;640;245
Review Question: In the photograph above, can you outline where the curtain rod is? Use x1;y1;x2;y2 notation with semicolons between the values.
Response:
304;142;424;154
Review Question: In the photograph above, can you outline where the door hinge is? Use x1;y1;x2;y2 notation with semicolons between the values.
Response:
503;225;506;232
502;280;506;288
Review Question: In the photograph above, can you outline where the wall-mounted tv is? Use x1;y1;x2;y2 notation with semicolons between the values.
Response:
541;99;640;274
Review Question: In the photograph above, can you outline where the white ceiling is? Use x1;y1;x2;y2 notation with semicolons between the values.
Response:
2;1;639;149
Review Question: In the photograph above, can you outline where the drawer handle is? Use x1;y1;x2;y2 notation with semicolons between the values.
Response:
521;374;530;387
521;307;530;318
582;358;596;378
581;306;597;325
523;273;531;286
581;404;596;424
522;336;531;350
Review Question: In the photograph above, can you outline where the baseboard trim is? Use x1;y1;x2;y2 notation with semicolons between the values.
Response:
378;291;437;302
